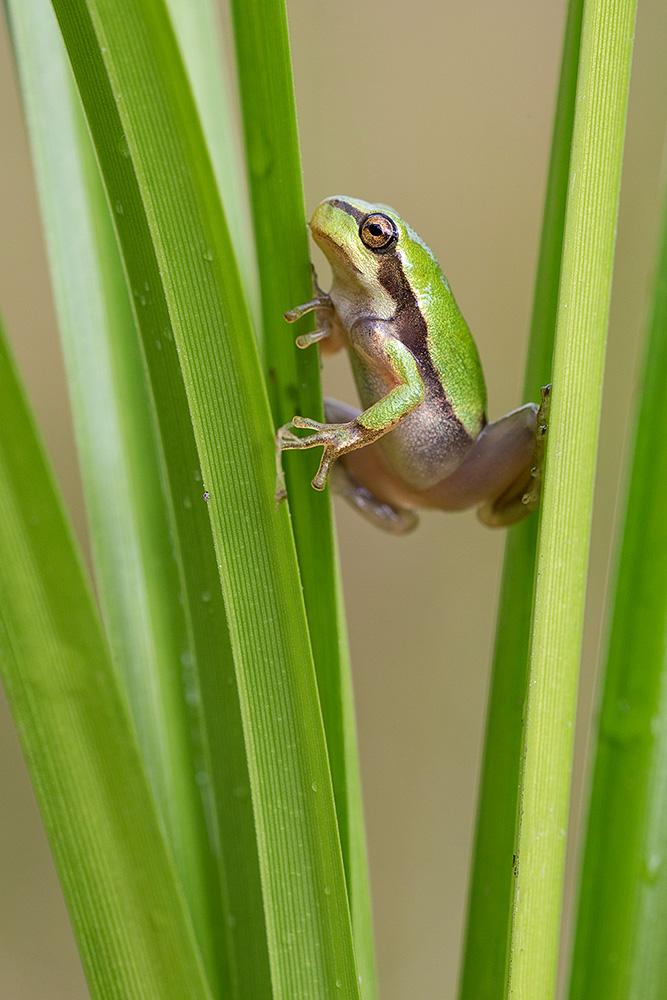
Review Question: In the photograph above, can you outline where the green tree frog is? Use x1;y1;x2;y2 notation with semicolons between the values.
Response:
277;196;549;533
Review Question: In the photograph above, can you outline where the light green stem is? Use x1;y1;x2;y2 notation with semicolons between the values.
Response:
458;3;583;995
507;2;637;997
569;123;667;1000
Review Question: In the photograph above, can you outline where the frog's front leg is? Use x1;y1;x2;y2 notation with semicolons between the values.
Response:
277;319;425;492
284;293;336;349
309;399;420;533
284;272;350;355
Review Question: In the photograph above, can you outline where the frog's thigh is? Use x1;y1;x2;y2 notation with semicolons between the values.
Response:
324;399;419;534
425;403;538;524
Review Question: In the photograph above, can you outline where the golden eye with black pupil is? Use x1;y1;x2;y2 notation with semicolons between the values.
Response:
359;213;398;254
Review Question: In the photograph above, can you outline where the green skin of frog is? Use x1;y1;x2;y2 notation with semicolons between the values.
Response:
277;196;549;534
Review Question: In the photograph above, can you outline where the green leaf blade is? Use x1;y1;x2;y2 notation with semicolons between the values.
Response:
0;319;214;1000
48;0;361;994
6;2;244;990
569;160;667;1000
230;3;376;994
164;0;261;330
508;2;638;996
459;3;584;995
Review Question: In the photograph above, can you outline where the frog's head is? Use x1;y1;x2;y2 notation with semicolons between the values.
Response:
309;196;441;305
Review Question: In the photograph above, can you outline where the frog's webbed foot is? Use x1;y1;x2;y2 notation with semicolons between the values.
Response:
475;384;551;527
519;383;551;511
277;416;367;491
323;399;418;532
275;404;418;532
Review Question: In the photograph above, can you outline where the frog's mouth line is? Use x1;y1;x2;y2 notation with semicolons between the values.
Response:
310;227;362;275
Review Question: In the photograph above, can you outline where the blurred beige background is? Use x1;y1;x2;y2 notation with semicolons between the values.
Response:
2;1;667;997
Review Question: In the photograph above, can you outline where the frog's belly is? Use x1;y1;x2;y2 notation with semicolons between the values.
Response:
380;398;473;490
355;370;475;490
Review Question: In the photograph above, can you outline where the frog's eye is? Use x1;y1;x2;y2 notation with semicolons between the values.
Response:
359;213;399;254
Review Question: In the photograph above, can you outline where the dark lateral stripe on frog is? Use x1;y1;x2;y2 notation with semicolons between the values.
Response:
329;198;366;224
377;254;474;452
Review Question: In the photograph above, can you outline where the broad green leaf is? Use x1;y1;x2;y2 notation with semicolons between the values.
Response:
230;1;376;993
6;3;234;988
48;0;360;995
0;317;214;1000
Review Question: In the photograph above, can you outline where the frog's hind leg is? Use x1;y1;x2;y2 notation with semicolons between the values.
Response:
424;397;546;527
477;385;551;528
476;386;550;526
475;387;549;527
324;399;419;534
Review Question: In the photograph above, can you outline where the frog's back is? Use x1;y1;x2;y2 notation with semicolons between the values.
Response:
360;221;487;488
398;221;487;434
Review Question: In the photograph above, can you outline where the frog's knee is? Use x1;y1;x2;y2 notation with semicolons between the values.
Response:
330;461;418;534
477;480;536;527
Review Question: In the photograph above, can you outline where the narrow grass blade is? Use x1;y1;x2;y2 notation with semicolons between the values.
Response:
568;167;667;1000
507;3;638;997
0;319;214;1000
49;0;361;995
164;0;260;328
231;1;375;994
336;550;376;1000
5;4;235;989
458;2;583;995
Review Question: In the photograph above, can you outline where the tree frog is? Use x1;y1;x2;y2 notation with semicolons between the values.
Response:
276;196;549;533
